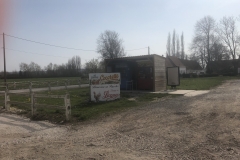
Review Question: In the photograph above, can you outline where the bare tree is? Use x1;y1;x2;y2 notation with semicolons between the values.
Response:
217;16;240;59
67;55;81;76
84;59;101;74
210;42;228;61
166;32;171;57
181;32;185;59
19;63;29;72
19;62;41;72
196;16;216;62
190;36;208;68
176;35;180;58
171;29;176;56
19;62;41;77
45;63;53;71
30;62;40;71
97;30;126;59
191;16;217;70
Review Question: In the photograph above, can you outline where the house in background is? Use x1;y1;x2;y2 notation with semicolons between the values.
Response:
166;56;203;75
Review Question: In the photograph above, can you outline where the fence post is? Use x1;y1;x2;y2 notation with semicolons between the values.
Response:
31;93;36;116
64;94;71;121
79;78;81;88
48;82;51;91
29;81;32;94
65;81;68;90
4;88;10;111
13;81;16;89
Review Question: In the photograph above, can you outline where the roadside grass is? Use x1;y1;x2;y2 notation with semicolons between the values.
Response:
2;87;172;123
2;76;239;123
170;76;240;90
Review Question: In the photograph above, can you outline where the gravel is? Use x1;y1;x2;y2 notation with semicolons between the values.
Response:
1;79;240;159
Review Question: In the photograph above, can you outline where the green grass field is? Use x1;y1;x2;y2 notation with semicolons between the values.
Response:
171;76;240;90
1;76;239;123
1;87;171;123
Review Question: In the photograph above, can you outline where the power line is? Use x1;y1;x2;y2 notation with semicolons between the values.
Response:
4;47;70;58
5;34;96;52
150;48;156;54
4;33;149;53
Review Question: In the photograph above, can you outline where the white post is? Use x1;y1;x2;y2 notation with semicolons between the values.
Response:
4;88;10;111
64;94;71;121
65;81;68;90
79;79;81;88
29;81;32;94
31;93;36;116
48;82;51;91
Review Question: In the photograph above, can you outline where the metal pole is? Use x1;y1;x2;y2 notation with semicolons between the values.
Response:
3;33;7;85
148;46;150;55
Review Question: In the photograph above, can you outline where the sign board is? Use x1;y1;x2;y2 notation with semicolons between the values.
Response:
89;73;120;102
89;73;120;85
167;67;180;86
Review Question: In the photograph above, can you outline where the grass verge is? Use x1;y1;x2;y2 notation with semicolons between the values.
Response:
170;76;240;90
0;88;173;123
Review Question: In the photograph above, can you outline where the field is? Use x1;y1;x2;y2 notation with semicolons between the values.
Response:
0;77;89;91
172;76;240;90
0;87;172;123
1;76;239;123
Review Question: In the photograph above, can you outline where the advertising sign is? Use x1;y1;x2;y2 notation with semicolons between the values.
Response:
89;73;120;85
89;73;120;102
90;84;120;102
167;67;180;86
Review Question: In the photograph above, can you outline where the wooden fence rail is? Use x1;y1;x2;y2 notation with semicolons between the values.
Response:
0;78;86;92
0;78;86;89
2;90;71;121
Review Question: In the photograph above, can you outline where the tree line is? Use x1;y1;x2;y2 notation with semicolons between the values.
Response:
5;55;82;78
190;16;240;70
166;15;240;71
166;30;185;59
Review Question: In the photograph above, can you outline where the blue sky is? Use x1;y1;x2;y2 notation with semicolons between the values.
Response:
1;0;240;71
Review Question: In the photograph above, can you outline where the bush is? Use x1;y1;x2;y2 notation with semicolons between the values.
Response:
222;73;237;76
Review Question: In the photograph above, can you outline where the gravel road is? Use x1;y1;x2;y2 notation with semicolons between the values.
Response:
1;79;240;160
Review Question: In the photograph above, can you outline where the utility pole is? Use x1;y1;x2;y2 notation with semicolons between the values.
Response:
3;33;6;85
148;46;150;55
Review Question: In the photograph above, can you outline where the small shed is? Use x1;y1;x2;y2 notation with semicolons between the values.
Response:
105;54;166;91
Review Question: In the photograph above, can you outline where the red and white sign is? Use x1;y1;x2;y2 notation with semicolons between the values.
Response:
89;73;120;102
90;84;120;102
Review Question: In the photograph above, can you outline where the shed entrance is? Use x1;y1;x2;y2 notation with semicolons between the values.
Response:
106;58;154;90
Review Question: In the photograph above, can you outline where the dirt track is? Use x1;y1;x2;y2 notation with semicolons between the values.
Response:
1;79;240;160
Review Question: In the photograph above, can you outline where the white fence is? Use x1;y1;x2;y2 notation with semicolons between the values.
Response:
1;88;71;121
0;78;87;91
